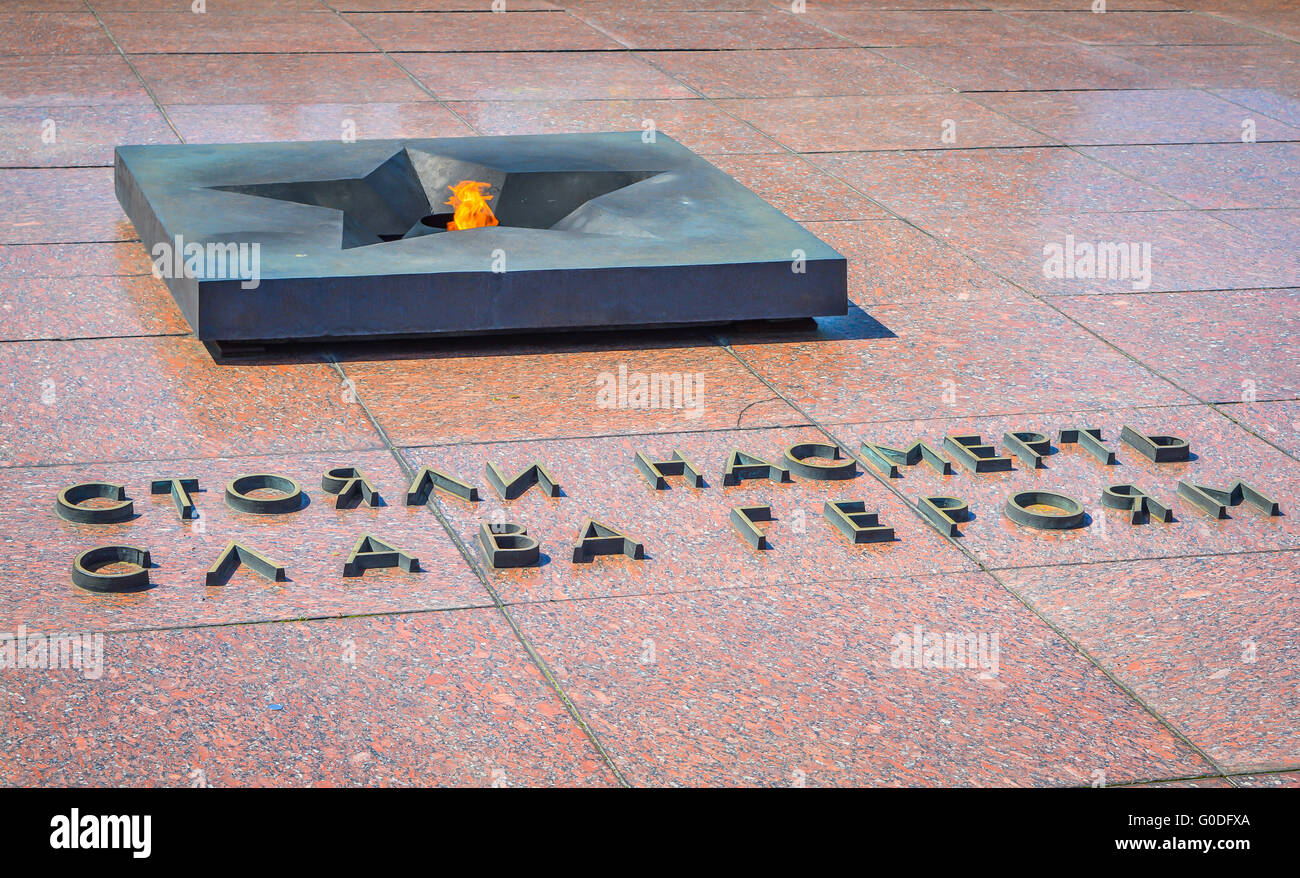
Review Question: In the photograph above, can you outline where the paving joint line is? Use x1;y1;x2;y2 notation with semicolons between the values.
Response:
48;601;501;640
473;567;975;613
649;58;1300;467
342;417;815;454
713;334;1239;782
786;6;1299;158
954;93;1236;217
983;545;1300;575
0;441;392;472
83;0;187;145
0;331;192;343
317;0;490;135
326;357;633;788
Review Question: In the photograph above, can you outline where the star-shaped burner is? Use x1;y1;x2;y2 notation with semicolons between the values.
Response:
212;147;662;249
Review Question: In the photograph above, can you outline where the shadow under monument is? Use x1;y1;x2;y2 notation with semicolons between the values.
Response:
203;302;896;366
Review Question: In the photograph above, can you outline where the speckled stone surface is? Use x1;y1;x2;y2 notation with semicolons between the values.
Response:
803;9;1072;46
335;0;558;8
396;51;696;101
507;573;1215;785
0;0;90;10
1204;3;1300;40
0;242;153;277
130;53;436;104
1054;290;1300;403
1127;777;1236;788
96;0;325;8
1078;143;1300;209
0;13;118;55
0;337;384;466
974;90;1300;146
643;48;948;99
1234;772;1300;787
569;9;851;50
875;44;1179;91
0;274;189;341
910;209;1300;295
797;219;1027;305
1101;44;1300;89
989;0;1183;9
729;297;1195;424
1;1;1296;787
405;427;977;605
0;168;130;244
1211;86;1300;127
811;148;1186;216
347;11;619;51
1213;206;1300;252
1218;400;1300;459
703;155;888;219
720;94;1054;153
0;104;177;167
0;451;489;632
340;341;808;446
0;54;154;106
446;100;783;154
0;609;616;786
1003;10;1281;45
163;101;475;143
101;12;375;53
1002;552;1300;772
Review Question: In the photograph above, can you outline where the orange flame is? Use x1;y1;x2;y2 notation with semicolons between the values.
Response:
445;180;498;230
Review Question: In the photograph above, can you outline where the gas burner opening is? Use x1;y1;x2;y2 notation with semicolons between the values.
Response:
419;212;455;229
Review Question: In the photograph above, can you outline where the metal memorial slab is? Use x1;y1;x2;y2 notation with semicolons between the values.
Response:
114;131;848;346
